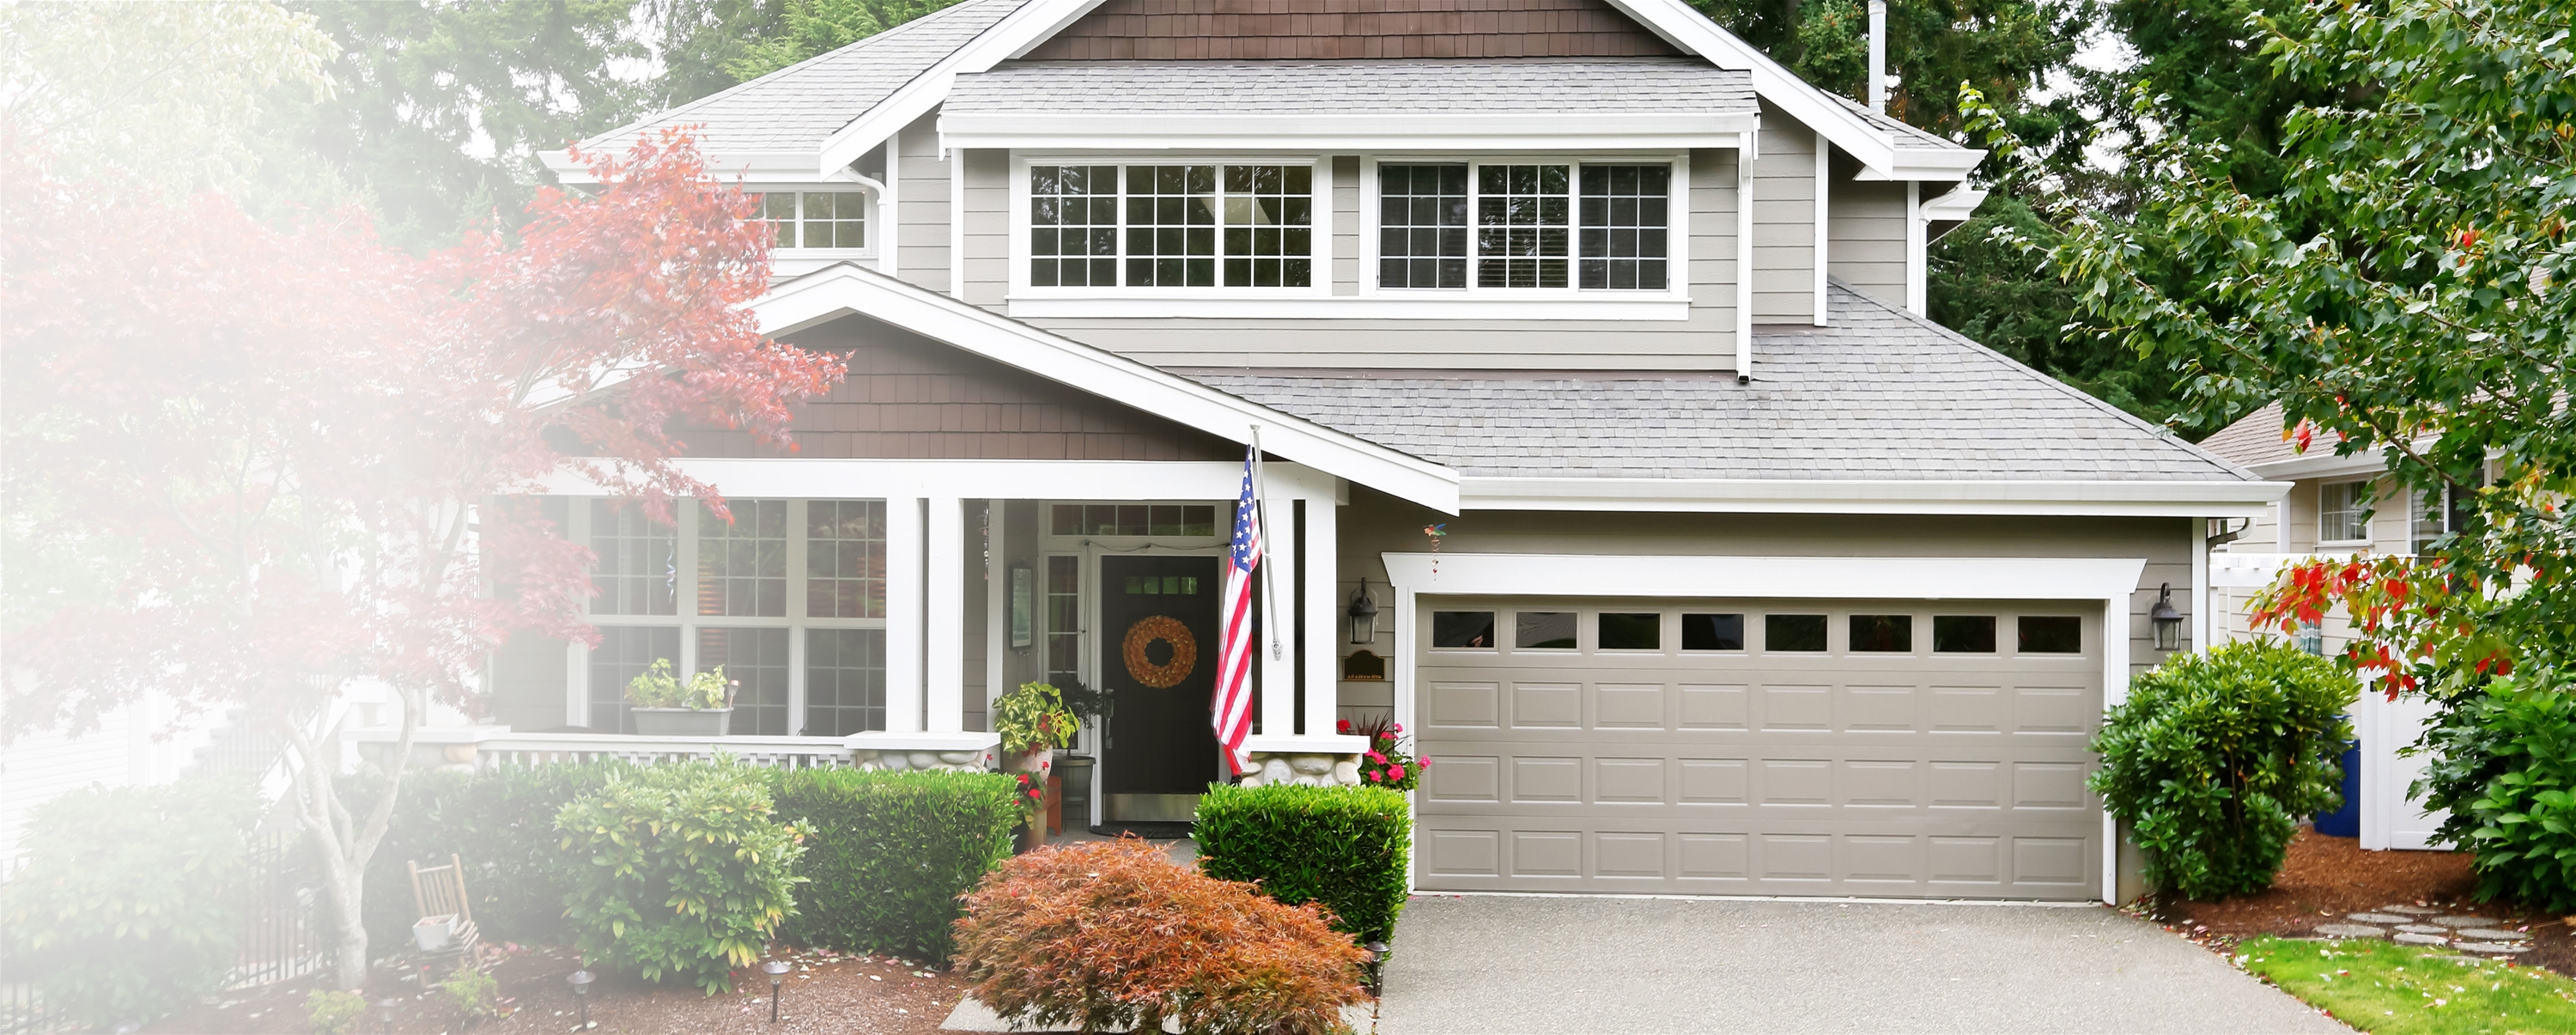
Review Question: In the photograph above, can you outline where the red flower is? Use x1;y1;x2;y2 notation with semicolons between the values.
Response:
1337;719;1352;732
1388;765;1405;781
1368;749;1386;763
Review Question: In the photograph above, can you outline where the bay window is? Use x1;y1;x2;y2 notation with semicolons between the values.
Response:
1379;161;1673;292
1027;163;1315;289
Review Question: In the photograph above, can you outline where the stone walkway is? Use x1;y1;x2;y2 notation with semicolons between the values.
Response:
2311;904;2536;955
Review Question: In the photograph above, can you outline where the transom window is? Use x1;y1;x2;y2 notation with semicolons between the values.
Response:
1377;161;1672;291
1029;163;1313;289
761;191;867;249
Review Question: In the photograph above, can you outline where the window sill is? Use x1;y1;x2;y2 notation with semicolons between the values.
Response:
1005;294;1692;320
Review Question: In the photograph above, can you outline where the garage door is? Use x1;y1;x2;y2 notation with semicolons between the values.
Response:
1414;598;2105;899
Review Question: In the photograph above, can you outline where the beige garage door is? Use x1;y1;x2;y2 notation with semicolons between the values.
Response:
1414;598;2105;899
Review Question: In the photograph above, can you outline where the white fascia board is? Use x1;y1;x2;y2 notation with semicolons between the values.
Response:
545;149;842;186
1460;477;2289;516
937;113;1759;150
815;0;1104;175
536;458;1347;502
1921;185;1990;221
750;264;1461;512
1382;551;2149;602
1595;0;1985;179
2245;453;2394;480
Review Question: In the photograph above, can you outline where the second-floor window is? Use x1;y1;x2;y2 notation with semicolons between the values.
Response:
1028;164;1314;289
2319;480;2371;543
1379;161;1671;291
762;191;867;250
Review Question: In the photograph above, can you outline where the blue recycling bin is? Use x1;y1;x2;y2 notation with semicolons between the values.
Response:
2313;718;2361;837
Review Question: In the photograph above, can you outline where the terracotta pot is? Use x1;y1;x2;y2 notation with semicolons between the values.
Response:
1047;773;1064;836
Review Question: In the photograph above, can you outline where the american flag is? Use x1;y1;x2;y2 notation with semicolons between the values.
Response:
1212;445;1262;776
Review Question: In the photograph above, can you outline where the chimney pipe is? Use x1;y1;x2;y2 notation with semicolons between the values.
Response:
1867;0;1888;113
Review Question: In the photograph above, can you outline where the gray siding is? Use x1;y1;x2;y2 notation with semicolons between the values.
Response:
1333;155;1360;296
896;111;950;292
1828;158;1907;309
1751;103;1820;322
963;148;1010;307
999;149;1738;370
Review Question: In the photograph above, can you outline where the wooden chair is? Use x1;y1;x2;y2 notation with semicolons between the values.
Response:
407;854;482;958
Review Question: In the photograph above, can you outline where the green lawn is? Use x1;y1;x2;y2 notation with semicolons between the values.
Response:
2238;935;2576;1034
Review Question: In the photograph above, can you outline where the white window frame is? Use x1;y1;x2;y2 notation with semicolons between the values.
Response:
748;184;879;262
2318;479;2372;545
1008;155;1334;300
1358;153;1692;301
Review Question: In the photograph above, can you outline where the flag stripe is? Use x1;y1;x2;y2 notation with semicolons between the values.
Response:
1213;445;1261;776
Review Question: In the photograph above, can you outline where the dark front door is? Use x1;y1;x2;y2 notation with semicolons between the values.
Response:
1099;554;1225;820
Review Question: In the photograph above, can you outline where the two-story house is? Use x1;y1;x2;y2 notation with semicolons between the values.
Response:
380;0;2284;904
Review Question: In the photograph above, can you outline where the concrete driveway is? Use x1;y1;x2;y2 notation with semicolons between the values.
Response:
1375;896;2345;1034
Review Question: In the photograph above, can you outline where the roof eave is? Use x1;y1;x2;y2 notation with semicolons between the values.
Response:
1461;476;2290;516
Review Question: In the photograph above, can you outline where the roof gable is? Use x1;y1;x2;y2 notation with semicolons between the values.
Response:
1018;0;1682;60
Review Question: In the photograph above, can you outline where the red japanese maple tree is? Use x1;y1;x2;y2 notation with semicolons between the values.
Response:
1;126;842;988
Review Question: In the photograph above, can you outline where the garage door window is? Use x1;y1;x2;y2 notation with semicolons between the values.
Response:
2019;616;2081;654
1598;612;1661;650
1933;615;1997;653
1765;613;1827;651
1850;614;1913;652
1431;610;1496;648
1516;612;1577;649
1681;612;1744;650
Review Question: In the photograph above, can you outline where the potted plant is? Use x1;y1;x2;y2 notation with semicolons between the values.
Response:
1341;716;1428;791
995;682;1081;843
624;658;734;735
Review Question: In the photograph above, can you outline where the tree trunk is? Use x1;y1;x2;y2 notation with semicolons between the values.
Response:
289;681;422;991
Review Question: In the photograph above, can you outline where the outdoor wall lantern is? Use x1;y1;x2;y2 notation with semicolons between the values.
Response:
1008;562;1034;648
2150;582;2184;652
568;969;595;1030
1347;577;1379;645
763;959;792;1023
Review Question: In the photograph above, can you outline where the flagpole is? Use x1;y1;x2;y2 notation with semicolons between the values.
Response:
1248;425;1284;660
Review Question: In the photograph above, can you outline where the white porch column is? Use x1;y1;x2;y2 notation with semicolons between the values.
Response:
1260;496;1296;737
1302;494;1340;736
927;496;966;734
885;496;925;733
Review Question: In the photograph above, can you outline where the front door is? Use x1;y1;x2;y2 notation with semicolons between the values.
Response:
1099;554;1225;822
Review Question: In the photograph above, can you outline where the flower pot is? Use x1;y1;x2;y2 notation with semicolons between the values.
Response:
413;914;458;953
1047;773;1064;837
630;707;732;736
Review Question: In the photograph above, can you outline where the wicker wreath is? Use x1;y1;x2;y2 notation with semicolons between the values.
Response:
1121;615;1198;689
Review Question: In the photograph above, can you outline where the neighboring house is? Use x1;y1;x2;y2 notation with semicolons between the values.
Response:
2200;402;2463;850
364;0;2284;905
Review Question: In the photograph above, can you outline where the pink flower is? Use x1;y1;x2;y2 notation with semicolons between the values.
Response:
1420;758;1432;767
1391;723;1403;733
1388;765;1405;781
1368;750;1386;763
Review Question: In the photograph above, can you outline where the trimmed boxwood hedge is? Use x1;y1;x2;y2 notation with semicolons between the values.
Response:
773;767;1021;961
1194;782;1410;945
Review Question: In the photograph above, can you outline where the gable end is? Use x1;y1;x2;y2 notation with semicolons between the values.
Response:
1021;0;1685;60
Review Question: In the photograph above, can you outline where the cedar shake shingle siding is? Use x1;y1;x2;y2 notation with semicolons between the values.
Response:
683;314;1242;461
1021;0;1683;61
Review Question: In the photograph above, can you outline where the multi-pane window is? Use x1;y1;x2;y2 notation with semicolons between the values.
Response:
588;625;678;734
1030;165;1119;287
761;191;866;249
806;629;887;734
1045;556;1082;688
1578;166;1670;289
1379;164;1469;289
698;499;787;617
2319;481;2371;543
1028;164;1313;289
2412;483;2471;554
1049;503;1218;538
590;501;676;616
807;500;886;618
1379;161;1674;292
1477;164;1571;288
697;626;789;735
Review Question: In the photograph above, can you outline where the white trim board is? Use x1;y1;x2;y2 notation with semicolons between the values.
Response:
539;458;1346;505
747;263;1461;512
1461;477;2289;516
1378;551;2146;601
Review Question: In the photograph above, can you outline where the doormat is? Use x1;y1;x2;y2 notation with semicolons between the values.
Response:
1089;821;1194;840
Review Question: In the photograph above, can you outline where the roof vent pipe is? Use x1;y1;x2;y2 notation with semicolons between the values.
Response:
1867;0;1889;113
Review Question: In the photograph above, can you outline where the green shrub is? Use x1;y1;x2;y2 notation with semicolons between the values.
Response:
556;759;804;993
1194;783;1410;945
0;780;259;1027
2417;668;2576;911
2089;642;2354;900
305;989;368;1034
350;760;634;951
773;768;1018;962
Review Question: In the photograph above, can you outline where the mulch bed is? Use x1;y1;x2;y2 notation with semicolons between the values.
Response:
143;943;967;1035
2145;825;2576;978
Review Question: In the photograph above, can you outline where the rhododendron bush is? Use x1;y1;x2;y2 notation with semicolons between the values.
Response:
952;838;1370;1035
0;127;842;987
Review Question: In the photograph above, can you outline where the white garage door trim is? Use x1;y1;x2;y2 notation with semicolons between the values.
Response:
1382;552;2147;903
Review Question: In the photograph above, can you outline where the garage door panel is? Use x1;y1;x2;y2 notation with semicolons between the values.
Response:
1416;598;2104;899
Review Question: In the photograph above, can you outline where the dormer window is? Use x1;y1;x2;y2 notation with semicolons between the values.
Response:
762;191;868;250
1025;162;1315;289
1377;161;1671;292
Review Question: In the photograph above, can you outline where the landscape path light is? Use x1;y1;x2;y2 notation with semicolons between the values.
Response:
378;996;401;1034
763;959;792;1022
568;969;595;1030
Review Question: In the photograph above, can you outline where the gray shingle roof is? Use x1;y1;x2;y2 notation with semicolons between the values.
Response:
949;58;1757;114
1176;283;2259;482
1828;92;1966;152
2199;401;2305;467
582;0;1029;154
